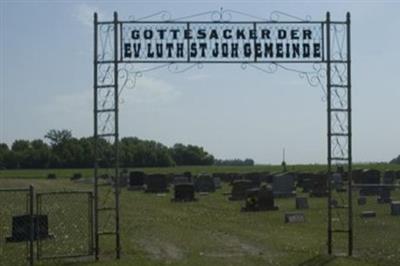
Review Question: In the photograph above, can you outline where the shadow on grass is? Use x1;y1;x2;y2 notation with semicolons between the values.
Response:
298;254;336;266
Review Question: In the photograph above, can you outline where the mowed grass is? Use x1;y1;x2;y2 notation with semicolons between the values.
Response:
0;165;400;266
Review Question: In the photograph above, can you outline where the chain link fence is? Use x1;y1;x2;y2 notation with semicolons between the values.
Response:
0;188;33;266
36;191;94;260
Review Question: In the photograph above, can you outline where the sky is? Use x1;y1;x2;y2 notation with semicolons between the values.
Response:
0;0;399;164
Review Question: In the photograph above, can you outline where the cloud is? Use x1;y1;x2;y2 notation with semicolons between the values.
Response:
121;76;181;105
74;3;105;28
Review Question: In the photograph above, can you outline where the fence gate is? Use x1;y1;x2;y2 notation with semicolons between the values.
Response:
36;191;94;261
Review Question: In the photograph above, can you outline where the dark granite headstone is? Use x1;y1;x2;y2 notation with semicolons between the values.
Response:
241;186;278;212
128;171;145;190
173;183;195;202
243;173;261;188
390;201;400;216
47;173;56;179
145;174;169;193
302;178;313;193
112;174;127;187
272;173;296;198
309;173;328;197
296;197;309;209
359;169;381;196
173;175;190;185
183;171;192;182
6;215;49;242
296;173;311;191
377;188;391;204
71;173;82;181
194;174;215;193
383;171;396;185
332;173;344;191
352;169;364;184
229;180;254;201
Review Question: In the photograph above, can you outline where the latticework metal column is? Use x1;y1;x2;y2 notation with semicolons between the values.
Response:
327;12;352;256
93;12;121;260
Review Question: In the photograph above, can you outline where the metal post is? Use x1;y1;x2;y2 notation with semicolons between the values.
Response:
346;12;353;256
113;11;121;259
29;185;34;266
93;12;99;261
326;11;332;255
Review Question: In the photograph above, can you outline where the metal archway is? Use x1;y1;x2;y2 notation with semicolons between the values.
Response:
93;9;352;259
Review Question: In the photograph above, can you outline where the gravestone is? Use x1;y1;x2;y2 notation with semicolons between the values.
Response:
296;197;309;209
173;175;190;185
383;171;396;185
213;177;222;189
302;178;313;193
213;173;227;182
71;173;82;181
112;173;128;188
309;173;328;197
259;172;271;183
358;197;367;205
128;171;145;190
145;174;169;193
296;173;310;191
272;173;296;198
241;186;278;212
228;173;241;185
352;169;364;184
390;201;400;216
360;211;376;218
229;179;254;201
6;215;49;242
183;171;192;182
244;173;261;188
332;173;344;192
173;183;196;202
377;188;391;204
285;212;305;223
359;169;381;196
194;174;215;193
47;173;56;180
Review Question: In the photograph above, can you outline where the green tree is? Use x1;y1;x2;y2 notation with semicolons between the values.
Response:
45;129;72;147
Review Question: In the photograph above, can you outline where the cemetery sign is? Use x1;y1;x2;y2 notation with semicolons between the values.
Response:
121;22;323;62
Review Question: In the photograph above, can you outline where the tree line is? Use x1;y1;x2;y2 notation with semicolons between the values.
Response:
390;155;400;164
0;129;222;169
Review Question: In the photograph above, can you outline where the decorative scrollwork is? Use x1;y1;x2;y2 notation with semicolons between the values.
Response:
125;8;313;22
117;63;205;102
241;62;327;101
269;11;312;22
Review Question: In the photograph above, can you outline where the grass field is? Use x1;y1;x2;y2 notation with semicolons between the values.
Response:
0;165;399;266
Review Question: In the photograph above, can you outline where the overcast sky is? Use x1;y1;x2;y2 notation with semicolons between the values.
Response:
1;1;399;164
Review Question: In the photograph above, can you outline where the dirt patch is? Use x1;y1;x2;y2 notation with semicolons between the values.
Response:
204;232;264;257
137;238;184;261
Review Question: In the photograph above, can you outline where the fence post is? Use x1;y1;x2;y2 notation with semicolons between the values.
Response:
29;185;34;266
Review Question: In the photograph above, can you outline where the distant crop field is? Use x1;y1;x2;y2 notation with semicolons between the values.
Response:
1;163;399;180
0;168;399;266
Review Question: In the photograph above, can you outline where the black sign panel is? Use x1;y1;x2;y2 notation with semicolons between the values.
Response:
121;22;324;63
